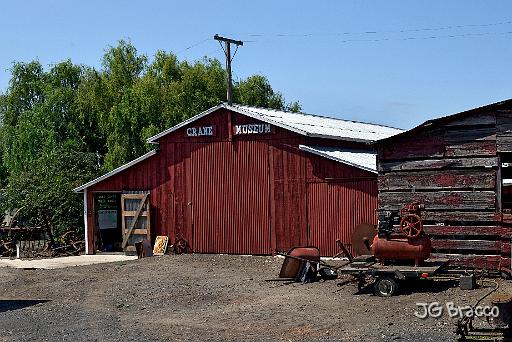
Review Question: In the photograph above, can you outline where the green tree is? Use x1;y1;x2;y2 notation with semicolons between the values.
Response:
0;61;45;128
3;150;98;236
0;40;301;242
234;75;301;112
0;60;98;239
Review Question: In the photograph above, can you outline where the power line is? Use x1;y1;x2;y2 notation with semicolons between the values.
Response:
175;37;212;54
242;18;512;38
174;18;512;57
340;30;512;43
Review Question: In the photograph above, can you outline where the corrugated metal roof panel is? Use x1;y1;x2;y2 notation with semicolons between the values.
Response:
299;145;377;173
231;104;403;142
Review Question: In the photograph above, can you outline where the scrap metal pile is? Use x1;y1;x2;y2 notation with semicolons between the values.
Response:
0;208;84;258
272;202;441;296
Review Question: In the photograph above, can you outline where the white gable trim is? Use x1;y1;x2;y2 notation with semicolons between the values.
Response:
73;150;158;192
147;104;225;143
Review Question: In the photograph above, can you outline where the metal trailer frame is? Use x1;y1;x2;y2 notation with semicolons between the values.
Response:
336;255;450;297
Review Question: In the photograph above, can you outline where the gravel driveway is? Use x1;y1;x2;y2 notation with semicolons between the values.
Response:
0;254;507;341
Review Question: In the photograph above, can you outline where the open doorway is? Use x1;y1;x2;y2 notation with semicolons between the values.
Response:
94;193;123;252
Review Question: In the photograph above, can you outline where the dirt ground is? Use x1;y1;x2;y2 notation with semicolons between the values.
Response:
0;254;510;342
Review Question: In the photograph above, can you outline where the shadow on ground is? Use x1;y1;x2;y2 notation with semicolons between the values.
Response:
400;279;459;295
336;278;459;296
0;299;49;312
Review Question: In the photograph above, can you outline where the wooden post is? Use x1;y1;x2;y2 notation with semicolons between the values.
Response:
226;41;232;104
214;34;243;105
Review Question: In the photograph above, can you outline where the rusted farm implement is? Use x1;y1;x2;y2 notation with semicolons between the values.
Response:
274;203;480;297
333;203;448;297
273;202;446;295
0;208;84;258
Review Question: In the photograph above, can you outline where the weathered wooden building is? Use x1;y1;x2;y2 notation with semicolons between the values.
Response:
376;99;512;274
74;103;402;256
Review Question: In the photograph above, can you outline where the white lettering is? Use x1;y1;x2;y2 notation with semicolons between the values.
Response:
462;306;474;318
414;303;429;319
446;302;459;318
187;126;215;137
429;302;443;318
186;127;197;136
234;123;273;135
415;301;499;319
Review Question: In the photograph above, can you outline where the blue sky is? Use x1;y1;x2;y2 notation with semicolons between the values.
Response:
1;1;511;129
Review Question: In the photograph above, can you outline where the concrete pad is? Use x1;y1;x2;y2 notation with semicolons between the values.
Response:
0;254;138;269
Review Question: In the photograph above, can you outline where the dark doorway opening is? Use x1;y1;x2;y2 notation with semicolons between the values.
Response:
94;193;122;252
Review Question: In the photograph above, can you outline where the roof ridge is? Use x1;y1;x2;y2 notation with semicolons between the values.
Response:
376;98;512;143
227;102;403;131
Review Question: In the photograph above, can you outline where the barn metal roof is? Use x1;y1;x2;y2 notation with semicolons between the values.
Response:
73;150;158;192
147;103;403;143
299;145;377;174
76;104;396;191
376;98;512;144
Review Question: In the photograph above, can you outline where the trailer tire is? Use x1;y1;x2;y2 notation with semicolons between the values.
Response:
374;277;399;297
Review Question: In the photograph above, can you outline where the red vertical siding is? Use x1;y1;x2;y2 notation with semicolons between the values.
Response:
189;141;271;254
270;140;307;252
84;107;379;255
307;180;377;256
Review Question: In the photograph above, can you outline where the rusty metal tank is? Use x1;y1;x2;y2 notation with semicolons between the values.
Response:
371;234;431;266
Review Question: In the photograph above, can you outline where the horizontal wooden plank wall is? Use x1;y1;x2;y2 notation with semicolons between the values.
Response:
497;110;512;152
378;108;512;272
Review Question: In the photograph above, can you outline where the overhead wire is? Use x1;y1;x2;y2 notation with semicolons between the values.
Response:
175;18;512;57
242;18;512;38
340;30;512;43
176;37;212;54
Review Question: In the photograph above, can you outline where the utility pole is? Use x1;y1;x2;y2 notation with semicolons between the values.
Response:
214;34;243;105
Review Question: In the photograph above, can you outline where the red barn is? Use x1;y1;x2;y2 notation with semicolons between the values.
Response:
74;103;402;256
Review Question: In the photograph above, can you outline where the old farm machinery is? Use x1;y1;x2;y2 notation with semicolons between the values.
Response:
0;208;84;258
274;202;449;296
333;202;450;297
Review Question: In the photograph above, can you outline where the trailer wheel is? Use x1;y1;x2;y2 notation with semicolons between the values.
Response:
374;277;399;297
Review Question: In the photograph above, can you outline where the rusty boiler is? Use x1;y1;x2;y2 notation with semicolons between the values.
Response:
372;202;432;266
372;234;431;266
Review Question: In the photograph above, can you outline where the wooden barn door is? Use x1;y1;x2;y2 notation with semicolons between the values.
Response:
121;192;151;253
306;180;377;256
189;141;271;254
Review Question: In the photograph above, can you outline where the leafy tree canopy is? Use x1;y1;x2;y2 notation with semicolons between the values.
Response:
0;40;301;239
